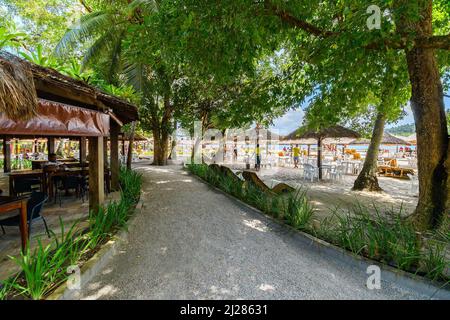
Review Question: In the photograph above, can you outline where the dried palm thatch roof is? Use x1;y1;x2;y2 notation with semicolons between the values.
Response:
282;125;360;141
0;51;138;124
0;52;37;121
350;132;411;146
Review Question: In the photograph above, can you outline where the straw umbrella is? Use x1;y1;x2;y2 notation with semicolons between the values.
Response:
0;51;37;121
287;125;360;179
350;132;411;152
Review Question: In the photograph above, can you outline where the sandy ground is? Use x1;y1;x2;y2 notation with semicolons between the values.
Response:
75;164;432;300
221;163;418;221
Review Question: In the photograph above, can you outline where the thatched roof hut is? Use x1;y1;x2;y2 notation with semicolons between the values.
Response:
0;51;138;124
0;52;37;120
283;125;360;180
285;125;361;140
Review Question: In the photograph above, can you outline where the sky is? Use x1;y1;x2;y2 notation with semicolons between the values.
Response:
270;95;450;135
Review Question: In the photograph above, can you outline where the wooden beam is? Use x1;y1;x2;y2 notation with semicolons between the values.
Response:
48;137;55;155
3;138;11;173
110;121;120;191
88;137;105;212
79;137;87;164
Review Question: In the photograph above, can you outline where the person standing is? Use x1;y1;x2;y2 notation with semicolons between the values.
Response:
293;144;300;168
255;144;261;171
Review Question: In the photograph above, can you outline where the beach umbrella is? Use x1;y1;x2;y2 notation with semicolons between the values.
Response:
349;132;411;153
349;132;411;146
285;125;360;179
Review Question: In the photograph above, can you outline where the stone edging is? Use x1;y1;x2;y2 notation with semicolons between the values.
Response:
46;200;144;300
186;169;450;300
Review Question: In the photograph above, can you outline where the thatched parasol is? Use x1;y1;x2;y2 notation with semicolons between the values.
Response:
0;51;37;121
288;125;360;179
350;132;411;146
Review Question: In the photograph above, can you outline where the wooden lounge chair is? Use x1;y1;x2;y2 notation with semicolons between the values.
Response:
242;171;295;195
377;160;415;179
219;166;244;185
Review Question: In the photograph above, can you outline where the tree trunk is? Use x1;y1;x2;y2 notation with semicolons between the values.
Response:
152;128;170;166
406;48;449;230
151;95;173;166
126;121;136;170
353;112;386;191
395;1;449;230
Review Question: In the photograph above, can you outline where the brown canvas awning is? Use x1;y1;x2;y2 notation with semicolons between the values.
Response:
0;99;109;137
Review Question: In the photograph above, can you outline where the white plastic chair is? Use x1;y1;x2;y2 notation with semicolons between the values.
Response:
410;174;419;195
303;164;318;182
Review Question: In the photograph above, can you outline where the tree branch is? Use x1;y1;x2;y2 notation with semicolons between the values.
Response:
264;1;449;51
79;0;92;13
264;1;337;38
365;34;450;50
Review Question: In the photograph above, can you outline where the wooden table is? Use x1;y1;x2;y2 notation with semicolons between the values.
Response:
0;196;29;251
8;170;45;197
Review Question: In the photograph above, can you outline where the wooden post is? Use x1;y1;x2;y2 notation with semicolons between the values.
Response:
3;138;11;173
317;138;323;180
104;137;108;169
121;140;126;162
88;137;105;212
110;121;120;191
48;137;55;155
79;137;87;164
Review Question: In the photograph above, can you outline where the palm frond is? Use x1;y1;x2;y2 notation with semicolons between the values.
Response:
54;11;114;57
124;62;151;94
81;32;115;69
127;0;158;14
107;32;125;84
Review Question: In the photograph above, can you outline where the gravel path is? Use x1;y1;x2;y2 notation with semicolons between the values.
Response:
77;163;434;300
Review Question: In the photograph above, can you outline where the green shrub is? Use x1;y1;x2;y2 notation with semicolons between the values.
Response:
8;240;68;300
284;189;314;230
422;241;448;281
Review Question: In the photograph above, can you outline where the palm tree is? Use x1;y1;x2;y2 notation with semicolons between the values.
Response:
54;0;157;84
55;0;178;166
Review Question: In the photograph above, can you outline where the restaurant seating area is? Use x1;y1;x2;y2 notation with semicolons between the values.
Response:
0;51;139;260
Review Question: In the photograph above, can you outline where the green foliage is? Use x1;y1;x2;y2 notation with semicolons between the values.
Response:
8;239;70;300
119;166;143;204
324;204;448;281
1;0;85;53
386;123;416;136
0;25;26;49
422;241;448;281
285;190;315;230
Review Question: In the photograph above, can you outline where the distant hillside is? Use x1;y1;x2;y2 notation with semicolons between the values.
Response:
386;123;415;136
